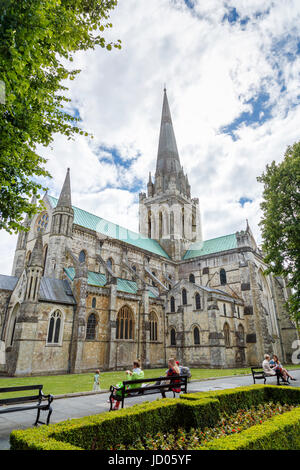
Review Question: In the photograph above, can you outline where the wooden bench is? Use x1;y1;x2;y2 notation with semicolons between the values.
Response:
0;385;53;426
109;375;188;410
251;367;289;386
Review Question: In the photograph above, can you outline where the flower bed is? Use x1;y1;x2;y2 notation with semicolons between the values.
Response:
109;402;297;450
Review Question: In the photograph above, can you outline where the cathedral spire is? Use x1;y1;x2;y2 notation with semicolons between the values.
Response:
57;168;72;208
156;88;181;176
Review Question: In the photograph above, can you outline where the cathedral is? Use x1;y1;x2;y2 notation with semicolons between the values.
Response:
0;89;298;376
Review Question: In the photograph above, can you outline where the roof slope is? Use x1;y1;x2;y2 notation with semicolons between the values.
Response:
0;274;76;305
64;267;159;298
183;233;237;260
48;195;169;259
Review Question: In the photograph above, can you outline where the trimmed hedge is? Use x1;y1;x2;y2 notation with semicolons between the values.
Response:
10;396;220;450
9;385;300;450
180;385;300;414
200;407;300;450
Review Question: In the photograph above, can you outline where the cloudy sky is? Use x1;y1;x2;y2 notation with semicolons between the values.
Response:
1;0;300;275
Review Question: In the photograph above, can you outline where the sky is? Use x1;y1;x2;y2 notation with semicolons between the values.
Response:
1;0;300;275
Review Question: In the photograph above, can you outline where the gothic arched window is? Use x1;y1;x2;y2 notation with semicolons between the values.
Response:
35;211;49;233
182;288;187;305
107;258;113;271
86;313;97;340
47;310;62;344
223;322;230;347
170;328;176;346
195;292;201;310
189;273;195;283
79;250;86;263
116;306;134;340
192;213;196;234
193;326;200;345
220;269;227;285
159;212;163;239
223;304;227;316
149;311;158;341
7;303;19;346
170;296;175;313
92;297;97;309
170;211;174;237
237;324;245;346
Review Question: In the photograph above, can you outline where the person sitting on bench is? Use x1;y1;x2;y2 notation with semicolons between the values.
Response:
272;354;296;382
161;358;181;398
262;354;277;377
110;360;144;410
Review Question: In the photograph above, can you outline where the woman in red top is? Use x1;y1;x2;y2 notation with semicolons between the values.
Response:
161;358;181;398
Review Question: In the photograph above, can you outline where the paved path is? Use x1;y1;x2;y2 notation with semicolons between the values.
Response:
1;369;299;450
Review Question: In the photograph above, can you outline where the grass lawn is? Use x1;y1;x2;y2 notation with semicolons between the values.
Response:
0;365;299;398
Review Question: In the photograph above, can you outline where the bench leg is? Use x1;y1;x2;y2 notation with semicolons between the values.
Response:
34;408;41;426
46;406;53;425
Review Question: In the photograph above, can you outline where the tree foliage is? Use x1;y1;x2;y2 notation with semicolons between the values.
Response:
0;0;121;233
257;141;300;322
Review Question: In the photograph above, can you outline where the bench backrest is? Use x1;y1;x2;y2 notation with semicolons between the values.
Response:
0;385;43;406
121;375;187;396
122;375;187;386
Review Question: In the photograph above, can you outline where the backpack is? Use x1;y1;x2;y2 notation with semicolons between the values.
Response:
179;366;191;378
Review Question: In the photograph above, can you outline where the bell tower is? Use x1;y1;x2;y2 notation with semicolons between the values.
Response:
139;88;202;260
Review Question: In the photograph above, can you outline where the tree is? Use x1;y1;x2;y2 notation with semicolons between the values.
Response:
0;0;121;233
257;141;300;322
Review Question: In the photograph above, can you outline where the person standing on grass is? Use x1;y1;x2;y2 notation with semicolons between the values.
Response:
92;369;101;391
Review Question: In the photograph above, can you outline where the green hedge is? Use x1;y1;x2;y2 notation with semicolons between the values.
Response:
9;385;300;450
200;407;300;450
10;396;220;450
180;385;300;414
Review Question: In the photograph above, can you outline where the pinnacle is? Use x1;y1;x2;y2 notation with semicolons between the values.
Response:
57;168;72;208
29;231;44;268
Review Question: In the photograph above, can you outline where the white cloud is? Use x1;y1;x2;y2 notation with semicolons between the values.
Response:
1;0;299;274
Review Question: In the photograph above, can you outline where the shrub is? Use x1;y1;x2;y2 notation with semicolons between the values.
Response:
10;396;220;450
9;385;300;450
180;385;300;414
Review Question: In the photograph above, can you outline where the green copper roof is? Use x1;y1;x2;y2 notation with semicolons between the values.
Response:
48;195;169;259
183;233;237;260
64;267;158;298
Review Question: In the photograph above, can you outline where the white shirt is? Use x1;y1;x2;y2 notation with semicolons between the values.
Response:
262;359;276;375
